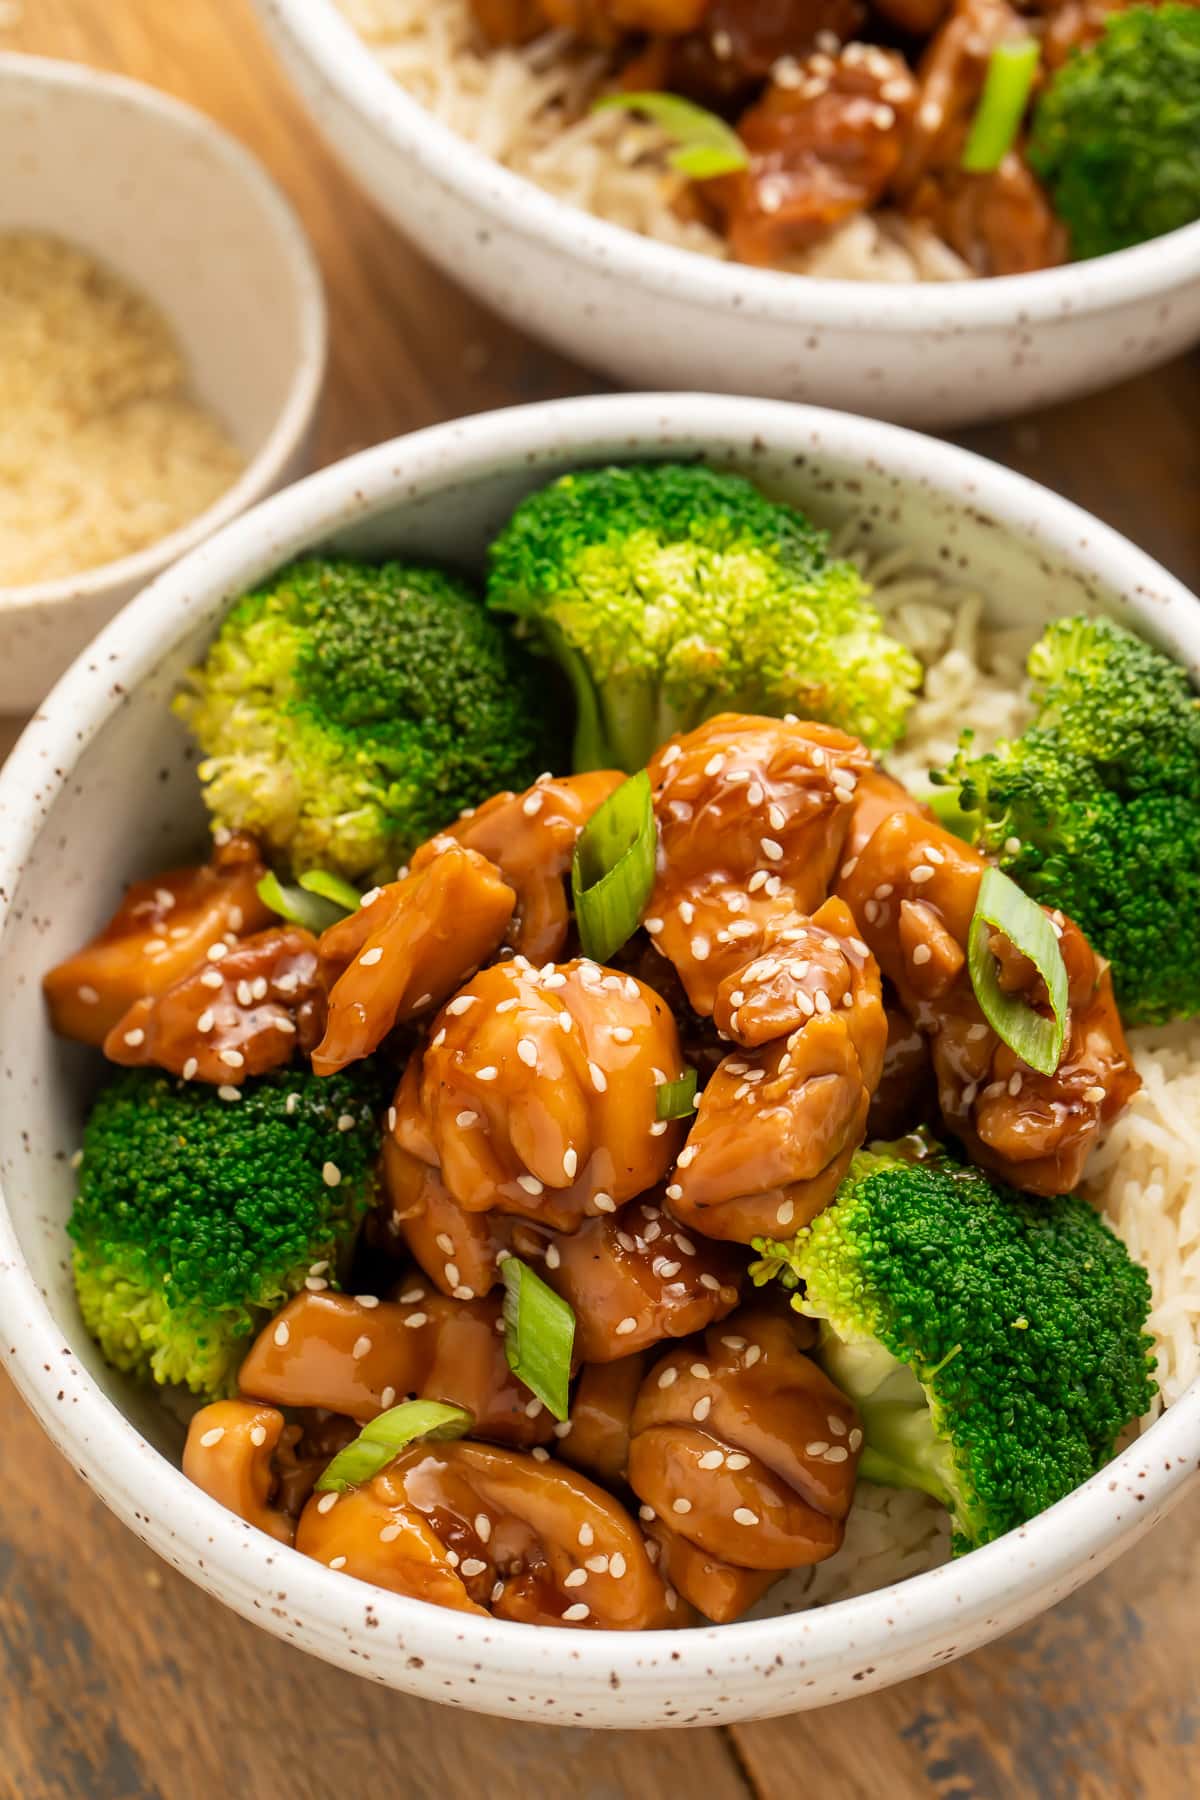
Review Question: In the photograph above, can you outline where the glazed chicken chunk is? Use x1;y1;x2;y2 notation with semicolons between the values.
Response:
296;1441;682;1628
434;770;624;964
104;924;325;1084
669;896;886;1241
238;1288;557;1449
646;713;872;1015
43;832;273;1046
509;1198;743;1360
557;1353;647;1489
313;842;516;1075
628;1308;862;1619
708;45;919;267
183;1399;296;1546
381;1136;508;1300
392;956;688;1226
840;810;1140;1193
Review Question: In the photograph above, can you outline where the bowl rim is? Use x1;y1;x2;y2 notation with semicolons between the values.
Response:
2;391;1198;1714
0;51;327;616
257;0;1200;332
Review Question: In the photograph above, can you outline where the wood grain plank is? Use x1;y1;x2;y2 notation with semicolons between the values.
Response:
0;1370;752;1800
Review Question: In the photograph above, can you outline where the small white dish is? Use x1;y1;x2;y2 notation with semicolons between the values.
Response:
1;393;1197;1727
251;0;1200;430
0;53;326;713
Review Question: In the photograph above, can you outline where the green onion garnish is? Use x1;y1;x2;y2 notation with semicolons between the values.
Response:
593;91;749;179
656;1069;698;1120
257;870;356;934
967;865;1068;1076
571;770;657;964
501;1255;575;1423
299;869;363;913
961;40;1041;174
314;1400;473;1494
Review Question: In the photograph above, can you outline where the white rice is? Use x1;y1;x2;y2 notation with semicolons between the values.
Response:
335;0;975;282
771;555;1200;1609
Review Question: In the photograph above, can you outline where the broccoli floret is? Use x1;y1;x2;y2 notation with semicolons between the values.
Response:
70;1065;383;1398
752;1137;1156;1552
931;614;1200;1024
174;558;557;883
1029;5;1200;261
487;463;921;771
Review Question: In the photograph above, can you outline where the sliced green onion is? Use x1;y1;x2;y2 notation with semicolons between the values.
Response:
299;869;362;912
257;870;354;935
314;1400;473;1494
571;769;657;964
961;40;1041;174
656;1069;698;1120
593;92;749;180
501;1255;575;1423
967;865;1068;1076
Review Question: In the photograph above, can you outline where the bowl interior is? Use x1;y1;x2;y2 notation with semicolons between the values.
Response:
0;57;314;482
0;423;1169;1458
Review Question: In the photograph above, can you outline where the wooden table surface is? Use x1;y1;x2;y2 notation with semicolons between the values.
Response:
2;2;1198;1796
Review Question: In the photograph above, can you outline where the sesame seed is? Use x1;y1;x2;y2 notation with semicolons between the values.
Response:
678;899;695;925
562;1603;590;1622
699;1273;720;1291
399;1286;425;1303
911;864;935;884
219;1049;245;1069
849;1429;864;1452
1009;1073;1023;1097
218;1086;241;1103
675;1233;697;1255
305;1276;328;1291
476;1066;498;1081
761;837;784;862
578;1521;596;1547
329;1556;348;1571
1083;1084;1107;1104
522;792;544;817
658;1367;679;1389
588;1061;608;1093
563;1568;588;1589
829;1414;847;1436
273;1320;290;1348
490;1582;504;1604
321;1162;342;1188
525;1397;544;1419
698;1450;724;1470
460;1557;488;1578
517;1037;538;1068
446;1548;461;1565
649;1121;669;1137
206;942;229;963
563;1147;578;1180
445;1261;461;1287
377;1385;396;1410
609;1553;626;1579
446;995;477;1016
767;803;786;831
615;1317;638;1336
672;1498;693;1516
236;980;253;1006
733;1508;759;1527
661;744;681;766
456;1109;479;1128
911;943;934;967
317;1492;338;1514
357;946;384;969
665;1184;682;1201
196;1010;215;1033
594;1192;616;1213
748;783;764;806
806;1440;830;1456
182;1057;198;1081
199;1426;225;1448
743;1346;761;1368
286;1094;299;1115
431;1029;446;1048
690;1362;711;1380
404;1312;428;1329
725;1452;750;1470
692;1396;712;1422
825;1446;849;1463
473;1514;492;1544
644;919;663;937
1004;836;1022;856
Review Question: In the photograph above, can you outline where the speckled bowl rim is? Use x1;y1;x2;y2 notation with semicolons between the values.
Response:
2;394;1198;1717
0;52;327;616
258;0;1200;332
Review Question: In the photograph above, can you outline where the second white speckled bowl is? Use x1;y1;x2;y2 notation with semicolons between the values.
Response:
252;0;1200;429
1;395;1197;1725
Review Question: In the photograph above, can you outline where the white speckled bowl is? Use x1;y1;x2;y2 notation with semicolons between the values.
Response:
1;394;1197;1726
250;0;1200;430
0;53;326;714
